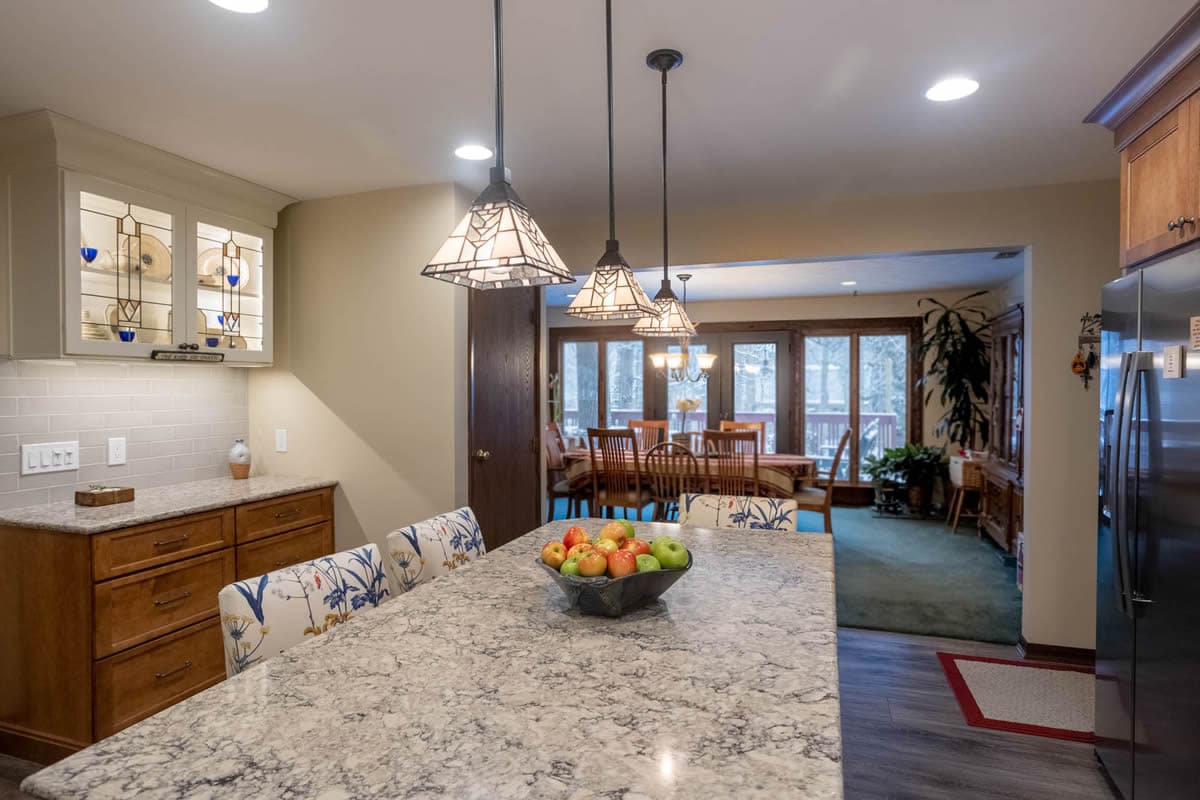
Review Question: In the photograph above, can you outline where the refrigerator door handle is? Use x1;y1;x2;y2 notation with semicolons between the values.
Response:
1109;352;1133;616
1115;351;1153;619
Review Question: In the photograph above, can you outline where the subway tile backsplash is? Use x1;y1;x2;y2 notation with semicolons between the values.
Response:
0;360;248;510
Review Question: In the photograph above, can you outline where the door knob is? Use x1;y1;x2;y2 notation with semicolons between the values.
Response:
474;449;491;462
1167;216;1196;231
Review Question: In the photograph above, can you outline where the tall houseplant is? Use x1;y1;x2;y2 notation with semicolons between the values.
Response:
917;291;992;450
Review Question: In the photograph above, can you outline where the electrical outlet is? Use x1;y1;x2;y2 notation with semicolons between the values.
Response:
20;441;80;475
274;429;288;453
107;437;127;466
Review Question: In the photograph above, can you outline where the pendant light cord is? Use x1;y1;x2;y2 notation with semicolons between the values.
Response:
494;0;505;174
660;63;669;283
606;0;616;242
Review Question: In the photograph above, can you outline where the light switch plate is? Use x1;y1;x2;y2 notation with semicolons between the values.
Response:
1164;345;1186;379
274;429;288;453
20;441;80;476
107;437;126;466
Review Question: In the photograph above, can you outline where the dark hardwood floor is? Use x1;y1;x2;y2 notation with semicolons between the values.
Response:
838;628;1114;800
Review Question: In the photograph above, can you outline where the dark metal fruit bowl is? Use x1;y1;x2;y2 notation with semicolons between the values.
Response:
537;552;693;617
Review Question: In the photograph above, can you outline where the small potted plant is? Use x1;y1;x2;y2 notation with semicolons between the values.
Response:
863;449;902;510
891;443;948;513
674;397;702;444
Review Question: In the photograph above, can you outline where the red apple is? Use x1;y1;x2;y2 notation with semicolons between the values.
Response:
578;552;608;577
563;526;591;550
606;549;638;579
541;541;567;569
620;537;651;558
593;538;619;555
599;521;631;544
566;542;596;560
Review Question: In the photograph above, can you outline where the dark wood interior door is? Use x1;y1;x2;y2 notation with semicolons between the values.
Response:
468;288;541;551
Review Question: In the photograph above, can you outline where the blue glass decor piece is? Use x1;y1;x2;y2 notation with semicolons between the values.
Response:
118;329;136;343
80;247;98;263
217;315;224;326
227;274;240;287
205;336;220;348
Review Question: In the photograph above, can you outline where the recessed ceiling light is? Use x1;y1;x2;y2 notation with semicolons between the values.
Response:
454;144;494;161
841;281;858;287
925;77;979;102
208;0;268;12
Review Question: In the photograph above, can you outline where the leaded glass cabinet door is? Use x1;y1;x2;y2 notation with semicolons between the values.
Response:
63;172;186;357
187;209;273;364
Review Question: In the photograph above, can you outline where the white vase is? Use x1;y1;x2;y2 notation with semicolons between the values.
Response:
228;438;251;480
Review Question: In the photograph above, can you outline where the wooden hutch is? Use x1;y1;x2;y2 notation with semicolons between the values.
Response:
980;305;1023;554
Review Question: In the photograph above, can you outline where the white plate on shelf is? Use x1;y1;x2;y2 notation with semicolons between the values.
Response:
197;247;252;291
117;233;171;280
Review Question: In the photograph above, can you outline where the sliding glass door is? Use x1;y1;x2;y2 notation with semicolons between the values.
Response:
804;336;851;478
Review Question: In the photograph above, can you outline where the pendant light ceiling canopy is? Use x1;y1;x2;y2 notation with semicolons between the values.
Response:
633;48;696;338
422;0;574;290
566;0;656;320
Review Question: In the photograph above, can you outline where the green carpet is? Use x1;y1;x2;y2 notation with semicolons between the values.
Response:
806;506;1022;644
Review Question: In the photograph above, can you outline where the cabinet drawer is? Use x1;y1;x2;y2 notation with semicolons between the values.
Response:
93;550;234;659
236;489;331;544
236;522;334;580
92;510;235;581
94;618;225;739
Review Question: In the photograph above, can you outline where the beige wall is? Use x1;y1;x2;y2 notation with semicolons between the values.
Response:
541;180;1119;650
248;184;468;552
548;287;1010;448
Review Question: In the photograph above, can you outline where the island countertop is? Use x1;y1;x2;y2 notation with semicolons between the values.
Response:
0;475;339;534
21;519;842;799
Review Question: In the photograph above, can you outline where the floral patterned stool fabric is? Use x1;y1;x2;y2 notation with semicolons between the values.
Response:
218;544;390;677
678;493;799;531
385;506;487;594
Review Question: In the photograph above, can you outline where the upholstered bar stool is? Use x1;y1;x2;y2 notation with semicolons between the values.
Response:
385;507;487;594
218;544;391;677
678;493;799;531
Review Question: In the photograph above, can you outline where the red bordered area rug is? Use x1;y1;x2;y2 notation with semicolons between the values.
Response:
937;652;1095;743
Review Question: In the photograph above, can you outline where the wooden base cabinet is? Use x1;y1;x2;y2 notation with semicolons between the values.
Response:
0;487;334;763
980;463;1023;555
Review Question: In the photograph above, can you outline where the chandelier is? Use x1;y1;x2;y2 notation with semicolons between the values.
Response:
648;274;716;382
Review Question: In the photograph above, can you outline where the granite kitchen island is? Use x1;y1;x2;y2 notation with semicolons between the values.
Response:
22;520;842;799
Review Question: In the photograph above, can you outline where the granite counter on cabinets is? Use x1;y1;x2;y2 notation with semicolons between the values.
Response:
0;475;338;534
22;520;843;799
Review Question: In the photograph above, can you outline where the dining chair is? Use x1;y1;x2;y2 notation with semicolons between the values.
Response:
587;427;651;520
217;544;390;677
547;421;567;456
794;428;852;533
546;434;584;521
643;441;699;521
629;420;668;451
702;429;760;496
385;507;487;594
719;419;765;452
678;493;799;531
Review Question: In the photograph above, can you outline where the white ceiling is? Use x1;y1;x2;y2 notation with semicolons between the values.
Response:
0;0;1190;219
544;249;1023;306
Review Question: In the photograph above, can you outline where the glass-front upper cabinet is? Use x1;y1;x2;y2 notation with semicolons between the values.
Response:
64;173;186;358
61;172;272;363
188;209;273;364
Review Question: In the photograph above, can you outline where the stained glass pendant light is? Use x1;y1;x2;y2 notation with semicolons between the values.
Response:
565;0;656;320
632;48;696;338
422;0;574;289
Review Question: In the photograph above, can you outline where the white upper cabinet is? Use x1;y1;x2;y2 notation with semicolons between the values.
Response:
1;111;290;364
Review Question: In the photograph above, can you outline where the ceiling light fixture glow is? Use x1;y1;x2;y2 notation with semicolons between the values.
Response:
454;144;493;161
208;0;269;12
840;281;857;286
925;77;979;102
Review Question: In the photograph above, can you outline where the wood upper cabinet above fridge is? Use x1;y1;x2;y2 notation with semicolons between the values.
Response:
1119;96;1200;268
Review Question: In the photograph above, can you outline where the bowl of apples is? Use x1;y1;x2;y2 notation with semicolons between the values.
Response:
538;521;692;617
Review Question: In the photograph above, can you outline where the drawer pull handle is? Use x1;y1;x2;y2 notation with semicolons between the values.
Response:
154;660;193;680
274;509;302;520
153;590;192;607
153;533;191;548
274;558;295;568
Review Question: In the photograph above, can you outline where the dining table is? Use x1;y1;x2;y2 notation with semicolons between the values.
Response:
21;519;842;800
562;448;818;498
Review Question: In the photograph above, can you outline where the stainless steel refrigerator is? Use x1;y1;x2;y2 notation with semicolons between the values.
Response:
1097;246;1200;800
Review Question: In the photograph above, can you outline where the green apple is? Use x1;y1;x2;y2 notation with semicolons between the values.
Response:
560;556;582;576
616;519;636;539
635;554;661;572
650;537;689;569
